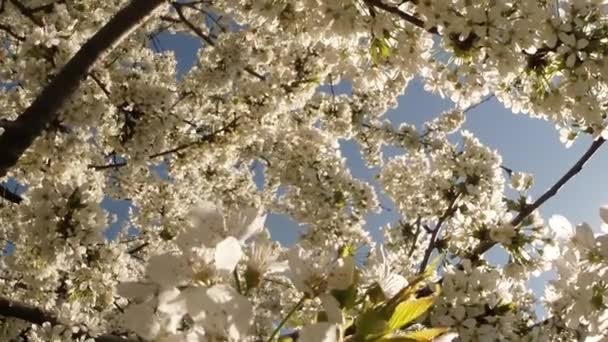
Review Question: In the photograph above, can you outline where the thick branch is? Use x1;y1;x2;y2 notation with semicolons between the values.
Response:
0;184;22;204
0;296;58;325
0;0;165;179
0;296;140;341
470;137;606;258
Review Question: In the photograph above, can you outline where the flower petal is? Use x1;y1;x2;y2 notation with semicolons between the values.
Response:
298;323;339;342
215;237;243;272
549;215;573;241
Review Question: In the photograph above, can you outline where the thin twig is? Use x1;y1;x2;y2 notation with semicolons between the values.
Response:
170;2;266;80
8;0;44;27
172;2;215;46
88;116;240;170
0;23;25;41
469;137;606;259
266;296;306;342
418;191;462;274
363;0;439;35
127;242;149;255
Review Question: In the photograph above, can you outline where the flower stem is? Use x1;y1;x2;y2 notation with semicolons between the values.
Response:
266;296;307;342
233;268;243;295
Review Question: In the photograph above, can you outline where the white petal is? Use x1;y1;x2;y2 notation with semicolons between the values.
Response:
327;257;355;290
157;288;187;333
574;223;595;249
121;302;160;340
288;246;314;294
214;237;243;272
319;293;344;324
566;53;576;68
549;215;574;241
577;38;589;50
266;260;289;274
179;201;226;250
182;285;253;340
239;213;266;242
116;282;157;302
600;206;608;225
543;244;561;261
435;332;459;342
380;273;407;299
146;253;191;288
157;287;185;316
226;205;266;242
298;323;339;342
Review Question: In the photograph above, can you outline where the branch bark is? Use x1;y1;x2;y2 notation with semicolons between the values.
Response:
0;296;139;341
0;0;165;179
364;0;439;35
469;137;606;259
418;191;461;274
0;184;22;204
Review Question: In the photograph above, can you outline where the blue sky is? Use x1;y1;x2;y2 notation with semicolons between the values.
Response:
144;32;608;247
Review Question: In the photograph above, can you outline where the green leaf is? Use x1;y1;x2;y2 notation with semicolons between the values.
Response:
387;296;435;330
384;257;440;312
331;283;357;309
370;37;391;65
355;310;390;341
333;190;346;208
401;327;449;341
376;338;416;342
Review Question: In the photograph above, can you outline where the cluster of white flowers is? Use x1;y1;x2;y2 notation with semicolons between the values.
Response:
538;210;608;340
1;0;608;341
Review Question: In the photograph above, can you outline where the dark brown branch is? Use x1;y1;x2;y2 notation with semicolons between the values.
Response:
127;242;149;255
0;23;25;41
418;191;461;274
363;0;439;35
8;0;44;27
0;184;22;203
170;2;266;81
172;2;215;46
0;296;58;325
89;161;128;170
0;0;165;179
148;115;240;158
0;296;140;341
88;116;241;170
469;137;606;259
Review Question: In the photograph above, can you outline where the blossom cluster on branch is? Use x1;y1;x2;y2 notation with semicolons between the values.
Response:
0;0;608;341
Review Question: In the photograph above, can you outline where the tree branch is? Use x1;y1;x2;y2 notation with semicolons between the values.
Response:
8;0;44;27
0;184;22;204
363;0;439;35
0;296;139;341
418;191;461;274
469;137;606;259
170;2;266;80
0;23;25;41
88;115;241;170
0;0;165;179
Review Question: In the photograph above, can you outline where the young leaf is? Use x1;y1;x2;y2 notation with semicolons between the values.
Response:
370;37;391;65
355;310;390;340
401;327;450;341
387;296;435;330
